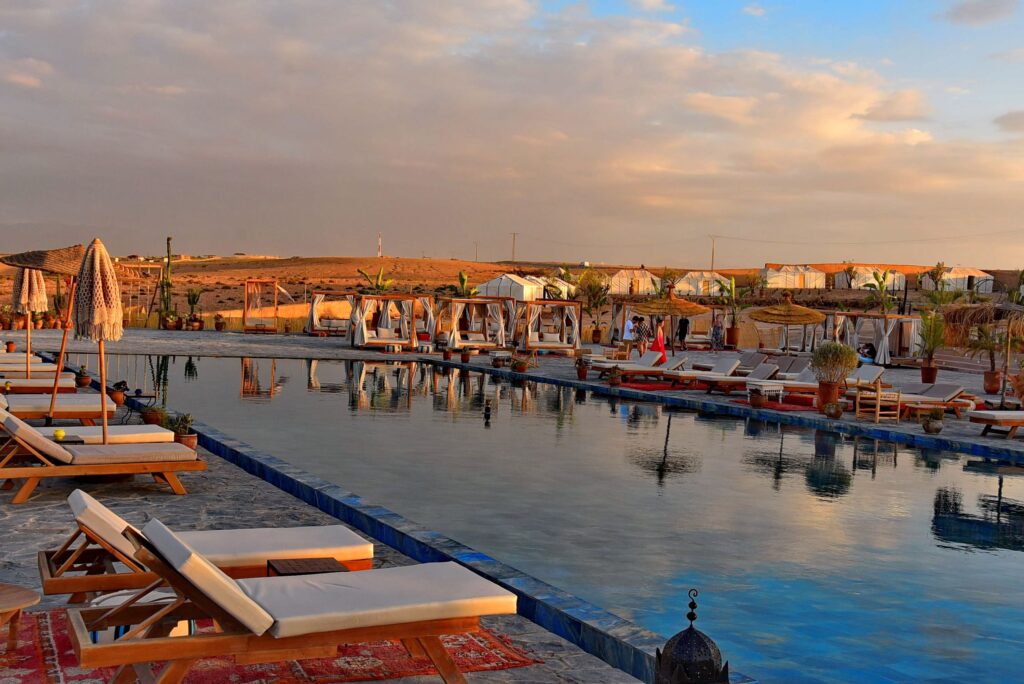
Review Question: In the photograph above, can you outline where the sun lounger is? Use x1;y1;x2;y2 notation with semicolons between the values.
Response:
693;351;765;373
663;358;741;387
39;490;374;601
968;410;1024;439
31;424;175;444
608;355;688;381
590;350;661;370
0;392;116;423
0;377;77;393
0;409;204;504
775;357;810;381
846;365;885;387
703;363;779;395
67;518;517;683
0;370;75;379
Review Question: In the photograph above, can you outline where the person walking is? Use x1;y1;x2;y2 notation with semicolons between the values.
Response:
676;316;690;351
651;317;667;365
623;315;637;357
710;314;725;352
634;316;652;356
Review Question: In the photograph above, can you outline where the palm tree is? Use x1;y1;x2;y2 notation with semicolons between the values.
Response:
356;266;394;294
454;271;478;297
1010;269;1024;305
863;271;894;314
577;271;611;337
840;261;858;290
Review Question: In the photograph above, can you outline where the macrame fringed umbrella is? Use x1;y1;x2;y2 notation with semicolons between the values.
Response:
944;302;1024;409
73;239;123;443
747;291;826;352
12;268;48;378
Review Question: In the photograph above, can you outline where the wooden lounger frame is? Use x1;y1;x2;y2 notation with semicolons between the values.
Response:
0;432;205;505
39;522;373;603
3;384;76;394
970;415;1024;439
68;530;485;684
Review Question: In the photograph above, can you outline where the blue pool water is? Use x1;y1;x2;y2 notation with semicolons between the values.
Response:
79;354;1024;683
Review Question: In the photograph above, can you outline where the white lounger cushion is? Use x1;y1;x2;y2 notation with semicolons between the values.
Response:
2;409;74;463
238;562;518;638
968;411;1024;421
1;393;116;413
181;527;374;567
143;519;275;635
2;378;76;390
64;442;198;465
0;371;75;380
36;424;174;444
68;489;139;558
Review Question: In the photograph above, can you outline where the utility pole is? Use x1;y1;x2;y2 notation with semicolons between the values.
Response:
474;241;479;262
709;235;716;272
511;232;518;264
377;233;382;258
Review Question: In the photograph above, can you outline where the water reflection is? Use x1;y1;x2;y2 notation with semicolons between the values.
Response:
240;358;280;400
627;414;702;487
933;478;1024;552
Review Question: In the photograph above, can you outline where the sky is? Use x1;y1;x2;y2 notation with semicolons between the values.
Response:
1;0;1023;268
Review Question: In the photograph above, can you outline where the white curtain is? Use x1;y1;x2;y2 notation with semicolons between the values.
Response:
874;317;899;365
400;300;414;341
832;313;847;342
378;300;394;330
778;325;788;351
354;299;376;347
486;303;505;346
348;297;365;346
448;302;466;348
307;359;320;390
566;305;580;349
306;293;325;332
418;297;435;341
504;300;519;344
906;318;922;358
522;304;542;349
852;317;868;350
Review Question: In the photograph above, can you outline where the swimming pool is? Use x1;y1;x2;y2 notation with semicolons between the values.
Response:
77;354;1024;683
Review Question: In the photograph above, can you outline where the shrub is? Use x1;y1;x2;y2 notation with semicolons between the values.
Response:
811;342;858;384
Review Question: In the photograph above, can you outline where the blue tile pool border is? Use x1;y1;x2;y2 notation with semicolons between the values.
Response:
48;354;756;684
426;358;1024;463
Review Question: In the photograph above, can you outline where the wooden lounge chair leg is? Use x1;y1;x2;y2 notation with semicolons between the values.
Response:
1008;426;1018;439
418;636;467;684
11;478;40;505
154;659;197;683
981;424;992;436
402;637;428;658
1;479;13;491
159;473;187;495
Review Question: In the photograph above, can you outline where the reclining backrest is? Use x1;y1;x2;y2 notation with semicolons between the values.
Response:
634;351;662;367
710;358;740;375
773;356;793;373
796;367;817;383
923;384;964;402
142;519;275;635
747;364;779;381
787;357;810;374
1;409;73;464
849;365;884;384
739;352;767;368
68;489;140;559
664;356;688;371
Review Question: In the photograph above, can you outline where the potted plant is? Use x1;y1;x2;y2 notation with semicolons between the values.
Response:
575;357;589;380
966;324;1002;394
12;316;25;330
748;386;768;409
140;406;167;425
917;310;945;384
5;340;16;354
167;413;197;449
921;407;944;434
460;350;472;364
578;271;610;344
607;366;623;387
0;306;11;330
214;313;226;332
185;289;204;330
511;357;529;373
716;277;742;347
74;365;92;388
491;356;505;368
442;348;454;361
161;312;178;330
107;381;127;406
822;401;844;419
33;313;44;329
810;342;858;414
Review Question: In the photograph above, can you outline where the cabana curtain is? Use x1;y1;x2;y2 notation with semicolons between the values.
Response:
486;303;505;346
522;304;542;349
504;300;518;344
354;299;377;347
418;297;435;340
874;318;900;365
378;300;394;330
565;305;580;349
399;300;414;340
307;293;326;331
448;302;466;348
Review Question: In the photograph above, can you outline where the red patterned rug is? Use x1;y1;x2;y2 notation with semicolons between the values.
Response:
2;610;540;683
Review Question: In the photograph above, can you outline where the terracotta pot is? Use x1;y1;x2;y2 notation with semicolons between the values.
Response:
34;320;44;329
189;320;202;331
922;419;943;435
283;322;292;333
460;352;472;364
591;329;603;344
442;349;453;361
512;362;528;373
141;410;164;425
107;389;125;406
50;320;60;329
215;321;226;331
75;374;92;388
823;403;844;420
491;358;504;368
725;327;740;347
921;364;938;384
12;319;25;330
817;381;840;413
5;342;15;353
983;370;1003;395
174;432;198;450
576;366;589;380
608;376;622;387
175;319;184;330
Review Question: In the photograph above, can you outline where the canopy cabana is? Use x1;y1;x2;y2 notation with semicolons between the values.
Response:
672;271;725;297
761;265;826;289
835;267;906;291
520;299;582;353
921;267;994;293
608;269;660;296
243;279;279;334
349;293;419;350
304;291;357;336
439;297;512;349
477;274;545;302
828;311;921;365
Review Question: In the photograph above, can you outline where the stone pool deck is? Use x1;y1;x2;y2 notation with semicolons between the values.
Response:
0;434;637;683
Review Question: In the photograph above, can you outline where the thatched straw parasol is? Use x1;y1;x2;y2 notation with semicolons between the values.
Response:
632;297;710;318
943;302;1024;407
73;239;123;443
747;291;825;326
1;244;86;417
12;268;48;378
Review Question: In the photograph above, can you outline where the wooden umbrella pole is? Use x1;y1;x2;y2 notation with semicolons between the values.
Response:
1000;325;1011;410
99;339;109;444
25;313;32;379
49;279;76;419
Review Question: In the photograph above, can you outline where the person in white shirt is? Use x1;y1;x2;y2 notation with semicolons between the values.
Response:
623;316;637;357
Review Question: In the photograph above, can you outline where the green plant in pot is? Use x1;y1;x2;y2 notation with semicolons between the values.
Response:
715;276;742;347
166;412;197;449
575;356;589;380
966;324;1003;394
810;342;858;413
748;386;768;408
921;407;944;434
916;310;945;384
74;365;92;388
822;401;844;419
213;313;226;332
607;366;623;386
185;288;204;330
511;356;529;373
140;405;168;426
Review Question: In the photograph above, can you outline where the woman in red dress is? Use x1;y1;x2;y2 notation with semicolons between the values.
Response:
651;317;667;365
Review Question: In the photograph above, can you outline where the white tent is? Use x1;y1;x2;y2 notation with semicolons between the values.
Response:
761;265;826;289
672;271;724;296
477;273;546;302
835;267;907;290
608;269;661;296
523;275;575;299
920;267;994;293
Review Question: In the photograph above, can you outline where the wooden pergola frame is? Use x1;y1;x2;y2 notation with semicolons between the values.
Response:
521;299;582;353
305;290;359;336
242;278;279;334
440;296;515;348
355;293;420;351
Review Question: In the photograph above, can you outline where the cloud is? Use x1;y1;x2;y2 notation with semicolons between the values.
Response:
995;110;1024;132
630;0;675;12
743;5;767;17
2;57;53;89
0;1;1021;266
854;90;930;121
990;47;1024;60
940;0;1019;25
945;86;971;95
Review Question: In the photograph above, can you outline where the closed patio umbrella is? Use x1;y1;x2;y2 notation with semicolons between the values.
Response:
73;239;123;443
11;268;48;379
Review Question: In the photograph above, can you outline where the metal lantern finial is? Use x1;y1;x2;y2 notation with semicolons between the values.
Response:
655;588;730;684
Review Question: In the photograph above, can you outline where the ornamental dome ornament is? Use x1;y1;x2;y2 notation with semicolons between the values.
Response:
655;589;730;684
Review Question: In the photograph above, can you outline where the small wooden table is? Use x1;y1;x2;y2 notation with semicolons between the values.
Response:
267;557;349;577
0;583;40;651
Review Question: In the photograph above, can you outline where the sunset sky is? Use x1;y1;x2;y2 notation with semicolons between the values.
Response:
2;1;1023;267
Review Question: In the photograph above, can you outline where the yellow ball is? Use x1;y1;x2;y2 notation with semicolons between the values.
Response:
53;429;66;441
